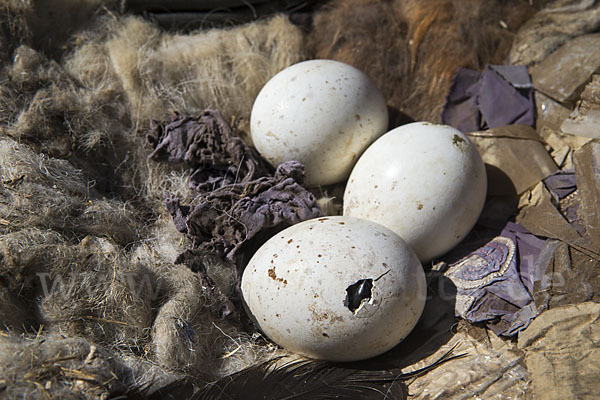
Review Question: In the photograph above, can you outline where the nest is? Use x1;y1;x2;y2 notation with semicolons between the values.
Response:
1;0;599;398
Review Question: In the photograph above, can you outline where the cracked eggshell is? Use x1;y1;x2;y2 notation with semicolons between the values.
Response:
241;216;426;362
250;59;388;186
343;122;487;262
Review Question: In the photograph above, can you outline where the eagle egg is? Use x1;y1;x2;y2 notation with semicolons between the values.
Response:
343;122;487;262
250;59;388;186
241;216;426;362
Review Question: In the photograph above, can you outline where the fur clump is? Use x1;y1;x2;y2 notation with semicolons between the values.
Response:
67;14;305;131
0;185;281;393
0;4;304;397
0;136;141;244
1;0;116;62
308;0;536;123
0;334;134;399
2;43;143;207
0;0;33;62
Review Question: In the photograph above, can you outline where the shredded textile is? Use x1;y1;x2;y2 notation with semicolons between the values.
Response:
147;111;322;266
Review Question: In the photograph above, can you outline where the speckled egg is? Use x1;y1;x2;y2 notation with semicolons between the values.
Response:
241;216;426;362
343;122;487;262
250;59;388;186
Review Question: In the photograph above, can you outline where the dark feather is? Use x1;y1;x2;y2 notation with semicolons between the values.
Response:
141;344;465;400
192;358;408;400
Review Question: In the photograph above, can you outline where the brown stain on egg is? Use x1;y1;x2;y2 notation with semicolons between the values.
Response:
266;131;279;140
452;134;467;151
267;267;287;286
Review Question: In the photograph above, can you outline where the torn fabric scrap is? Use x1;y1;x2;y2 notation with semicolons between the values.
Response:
543;169;577;200
542;169;585;236
441;65;535;133
445;222;548;336
147;110;322;265
147;109;272;192
168;161;322;263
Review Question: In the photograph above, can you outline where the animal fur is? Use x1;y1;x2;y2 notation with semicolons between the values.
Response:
0;3;301;397
309;0;539;123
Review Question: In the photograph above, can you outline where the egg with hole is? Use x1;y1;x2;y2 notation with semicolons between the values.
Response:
250;59;388;186
343;122;487;262
241;216;426;362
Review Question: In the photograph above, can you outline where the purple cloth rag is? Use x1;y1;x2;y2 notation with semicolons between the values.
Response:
147;110;322;265
543;169;586;236
445;222;548;336
441;65;535;133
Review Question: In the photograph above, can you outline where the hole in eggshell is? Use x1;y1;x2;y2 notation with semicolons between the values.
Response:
344;278;373;313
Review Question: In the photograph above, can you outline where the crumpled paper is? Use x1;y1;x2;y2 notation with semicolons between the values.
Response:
467;124;558;195
530;33;600;103
441;65;535;133
517;142;600;310
406;327;529;399
573;141;600;249
535;91;572;133
537;125;591;170
561;74;600;139
509;0;600;66
543;169;585;235
518;175;593;254
443;141;600;337
518;302;600;400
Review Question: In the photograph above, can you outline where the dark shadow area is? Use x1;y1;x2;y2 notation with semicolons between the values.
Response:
126;0;324;32
388;105;414;130
484;163;519;198
29;0;106;59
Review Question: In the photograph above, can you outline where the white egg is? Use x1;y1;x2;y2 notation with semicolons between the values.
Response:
241;216;426;362
250;59;388;186
344;122;487;262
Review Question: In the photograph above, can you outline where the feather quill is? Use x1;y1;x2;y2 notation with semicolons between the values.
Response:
142;344;465;400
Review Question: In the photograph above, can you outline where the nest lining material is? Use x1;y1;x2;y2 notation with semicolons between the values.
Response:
0;4;303;396
0;0;583;398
